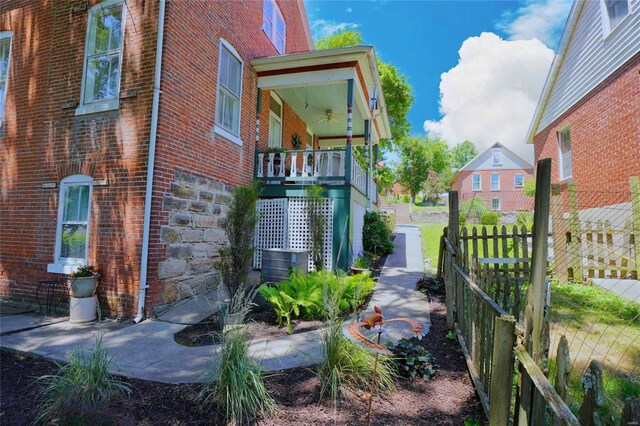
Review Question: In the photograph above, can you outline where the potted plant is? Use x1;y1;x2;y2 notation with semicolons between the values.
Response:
291;133;302;150
69;265;99;298
351;253;371;275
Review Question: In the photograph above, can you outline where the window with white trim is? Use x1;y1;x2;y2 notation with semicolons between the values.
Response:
601;0;630;36
514;174;524;188
263;0;285;54
215;40;243;144
491;174;500;191
48;175;93;274
77;1;125;115
492;198;501;211
472;174;481;191
0;32;13;126
268;93;282;148
557;127;572;180
492;149;502;165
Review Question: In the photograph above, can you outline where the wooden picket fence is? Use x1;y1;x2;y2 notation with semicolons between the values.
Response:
439;160;640;425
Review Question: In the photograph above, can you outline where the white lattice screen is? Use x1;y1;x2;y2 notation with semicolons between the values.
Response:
287;197;334;271
253;199;288;269
352;203;366;260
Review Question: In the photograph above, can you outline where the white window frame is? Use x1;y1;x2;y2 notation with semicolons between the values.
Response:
492;149;502;166
600;0;632;38
514;174;524;188
491;174;501;191
214;39;244;146
268;92;283;148
263;0;286;54
76;0;126;116
472;174;481;191
557;126;572;181
0;31;13;127
48;175;94;274
491;198;501;211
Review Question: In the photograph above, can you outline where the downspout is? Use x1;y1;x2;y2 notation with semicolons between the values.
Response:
134;0;166;323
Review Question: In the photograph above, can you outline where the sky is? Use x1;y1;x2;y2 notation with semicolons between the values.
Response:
304;0;573;162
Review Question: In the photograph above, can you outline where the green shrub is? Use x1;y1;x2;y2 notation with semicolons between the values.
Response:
387;338;437;379
36;334;131;423
480;212;501;225
459;213;467;227
460;197;487;221
516;211;534;230
258;270;376;333
352;254;371;269
402;194;411;203
381;211;396;234
363;211;394;256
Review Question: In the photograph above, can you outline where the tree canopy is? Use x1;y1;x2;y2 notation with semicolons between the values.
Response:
314;29;414;150
449;140;478;170
397;136;448;202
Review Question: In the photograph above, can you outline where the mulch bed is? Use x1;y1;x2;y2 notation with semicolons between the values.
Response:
0;275;486;425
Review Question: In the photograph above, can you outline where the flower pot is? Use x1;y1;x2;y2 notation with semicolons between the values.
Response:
70;275;99;298
351;267;368;275
69;295;97;323
217;303;245;334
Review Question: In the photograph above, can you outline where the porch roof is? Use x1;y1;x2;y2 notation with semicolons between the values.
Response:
251;46;391;147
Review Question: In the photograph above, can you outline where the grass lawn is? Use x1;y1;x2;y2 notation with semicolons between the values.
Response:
411;203;448;212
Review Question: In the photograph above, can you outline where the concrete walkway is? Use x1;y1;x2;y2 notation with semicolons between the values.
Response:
0;226;429;384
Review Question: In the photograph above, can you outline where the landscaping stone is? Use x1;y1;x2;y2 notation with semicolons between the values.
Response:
160;226;181;243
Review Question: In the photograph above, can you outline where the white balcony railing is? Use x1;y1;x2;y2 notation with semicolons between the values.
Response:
351;157;367;195
256;149;346;180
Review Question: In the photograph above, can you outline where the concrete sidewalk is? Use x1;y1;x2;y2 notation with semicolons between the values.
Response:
0;226;429;384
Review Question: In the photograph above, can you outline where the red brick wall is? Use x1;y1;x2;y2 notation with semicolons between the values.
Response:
455;168;534;212
533;52;640;210
0;0;158;316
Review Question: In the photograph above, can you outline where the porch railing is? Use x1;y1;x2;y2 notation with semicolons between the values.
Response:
351;157;367;195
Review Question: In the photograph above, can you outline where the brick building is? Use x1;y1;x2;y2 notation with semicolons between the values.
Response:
1;0;389;319
451;143;534;213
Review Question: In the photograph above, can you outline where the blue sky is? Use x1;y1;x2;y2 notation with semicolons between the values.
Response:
304;0;573;160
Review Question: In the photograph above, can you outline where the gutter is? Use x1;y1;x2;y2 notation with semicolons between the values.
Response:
134;0;166;323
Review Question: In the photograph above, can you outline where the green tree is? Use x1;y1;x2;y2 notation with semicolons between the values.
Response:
449;140;477;170
377;165;395;195
397;136;447;203
315;29;414;149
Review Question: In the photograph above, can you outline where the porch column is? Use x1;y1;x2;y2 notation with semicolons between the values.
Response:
255;89;263;178
346;79;354;144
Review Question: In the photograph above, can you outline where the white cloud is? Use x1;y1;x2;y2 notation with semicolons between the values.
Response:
310;19;359;40
345;7;352;13
424;32;554;162
497;0;572;48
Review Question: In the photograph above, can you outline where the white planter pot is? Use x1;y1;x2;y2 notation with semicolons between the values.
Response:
69;295;97;323
70;276;99;298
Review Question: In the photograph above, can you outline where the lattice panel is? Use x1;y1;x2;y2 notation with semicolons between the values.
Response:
288;197;334;271
352;203;366;260
253;198;288;269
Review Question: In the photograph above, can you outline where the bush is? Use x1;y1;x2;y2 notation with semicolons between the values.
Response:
516;211;534;230
402;194;411;203
363;211;394;256
37;334;131;423
459;213;467;227
258;270;376;333
480;212;501;225
460;197;487;221
387;338;437;379
381;211;396;234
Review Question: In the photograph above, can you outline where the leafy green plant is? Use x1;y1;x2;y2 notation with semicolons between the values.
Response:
291;133;302;150
460;197;487;221
402;194;411;203
69;265;99;278
306;185;327;271
516;211;534;230
352;254;371;269
36;334;131;423
387;338;437;379
363;211;394;256
464;417;481;426
459;212;467;227
480;212;501;226
445;330;457;341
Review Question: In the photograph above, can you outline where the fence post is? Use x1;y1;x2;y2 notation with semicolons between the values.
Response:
567;182;583;282
489;315;516;425
630;176;640;280
550;184;569;284
445;191;459;331
578;359;604;426
621;397;639;425
552;335;570;426
437;229;445;278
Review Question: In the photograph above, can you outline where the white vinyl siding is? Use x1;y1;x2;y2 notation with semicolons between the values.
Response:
472;174;481;191
0;32;12;126
263;0;286;54
601;0;631;35
48;175;93;274
214;40;243;145
558;128;573;180
538;0;640;131
76;1;125;115
492;198;501;211
268;93;282;148
514;174;524;188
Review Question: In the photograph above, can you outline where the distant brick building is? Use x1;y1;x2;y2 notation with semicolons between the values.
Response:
451;143;534;213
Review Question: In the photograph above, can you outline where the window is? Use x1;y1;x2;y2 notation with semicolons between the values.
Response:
472;174;481;191
263;0;285;54
601;0;630;35
492;149;502;165
0;32;13;126
48;175;93;274
306;129;313;150
557;128;572;180
77;1;125;115
492;198;501;211
514;174;524;188
268;93;282;148
491;174;500;191
214;40;243;145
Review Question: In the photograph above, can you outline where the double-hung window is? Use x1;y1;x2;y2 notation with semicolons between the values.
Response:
514;174;524;188
601;0;630;36
215;40;243;145
472;174;481;191
77;1;125;115
48;175;93;274
0;32;13;126
557;127;572;180
263;0;285;54
492;198;501;211
268;93;282;148
491;174;500;191
492;149;502;165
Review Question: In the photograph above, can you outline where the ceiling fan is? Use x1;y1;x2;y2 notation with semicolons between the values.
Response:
316;110;341;124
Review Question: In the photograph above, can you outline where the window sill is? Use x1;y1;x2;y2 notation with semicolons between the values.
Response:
472;189;481;192
214;125;243;146
47;262;84;275
75;99;119;116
